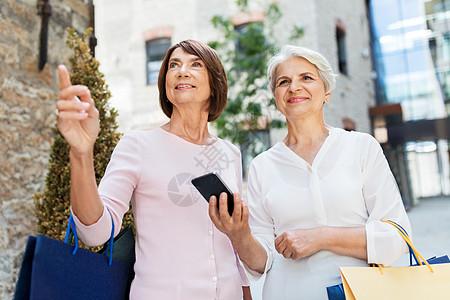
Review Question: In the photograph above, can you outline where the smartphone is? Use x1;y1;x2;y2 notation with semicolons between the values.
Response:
191;172;234;216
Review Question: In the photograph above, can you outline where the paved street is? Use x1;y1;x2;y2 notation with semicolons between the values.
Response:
394;196;450;266
249;196;450;299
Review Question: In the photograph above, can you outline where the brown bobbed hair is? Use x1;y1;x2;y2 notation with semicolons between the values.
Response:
158;40;228;122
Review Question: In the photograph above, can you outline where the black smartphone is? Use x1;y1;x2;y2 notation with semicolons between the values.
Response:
191;172;234;216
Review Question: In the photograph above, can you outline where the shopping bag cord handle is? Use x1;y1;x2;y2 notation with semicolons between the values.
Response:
104;213;115;266
379;220;434;273
64;215;79;255
64;213;115;266
384;221;419;265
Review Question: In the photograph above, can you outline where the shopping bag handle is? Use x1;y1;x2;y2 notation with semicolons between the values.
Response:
381;220;433;273
382;221;419;265
382;220;423;267
64;213;115;266
64;215;79;255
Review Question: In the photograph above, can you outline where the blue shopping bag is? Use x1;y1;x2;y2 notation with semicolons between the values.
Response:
14;214;135;300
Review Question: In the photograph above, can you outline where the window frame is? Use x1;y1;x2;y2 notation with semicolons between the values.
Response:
336;23;348;75
145;37;171;85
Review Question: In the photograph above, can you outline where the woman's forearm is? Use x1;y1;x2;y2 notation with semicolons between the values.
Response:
321;226;367;260
208;193;268;274
69;150;104;225
230;229;268;274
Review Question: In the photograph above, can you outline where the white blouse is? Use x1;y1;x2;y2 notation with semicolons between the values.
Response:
245;127;411;300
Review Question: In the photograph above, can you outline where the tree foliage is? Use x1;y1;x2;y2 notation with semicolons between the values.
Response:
33;28;133;249
208;1;303;164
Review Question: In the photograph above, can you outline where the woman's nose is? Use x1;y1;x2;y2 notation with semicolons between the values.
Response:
289;81;302;92
177;65;190;77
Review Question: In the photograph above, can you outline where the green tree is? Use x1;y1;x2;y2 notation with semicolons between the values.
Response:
33;28;133;248
208;1;303;172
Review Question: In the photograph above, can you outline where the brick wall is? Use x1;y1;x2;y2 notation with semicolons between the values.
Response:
0;0;88;297
272;0;374;133
315;0;375;133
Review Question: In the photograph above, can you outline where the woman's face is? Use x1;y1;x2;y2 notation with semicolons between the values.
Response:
274;57;330;120
165;47;211;110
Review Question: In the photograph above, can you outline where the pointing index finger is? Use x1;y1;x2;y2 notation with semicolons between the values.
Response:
58;65;72;90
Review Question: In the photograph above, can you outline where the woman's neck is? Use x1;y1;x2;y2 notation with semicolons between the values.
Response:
283;117;330;165
161;110;215;145
284;116;328;144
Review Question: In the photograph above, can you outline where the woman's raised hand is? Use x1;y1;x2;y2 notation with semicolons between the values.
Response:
56;65;99;155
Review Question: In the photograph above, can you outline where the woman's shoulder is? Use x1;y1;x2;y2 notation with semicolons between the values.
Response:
332;128;383;161
114;128;163;153
216;137;241;156
120;127;163;141
250;142;284;164
332;128;379;146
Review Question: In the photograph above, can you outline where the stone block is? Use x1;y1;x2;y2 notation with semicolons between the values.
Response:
0;0;89;297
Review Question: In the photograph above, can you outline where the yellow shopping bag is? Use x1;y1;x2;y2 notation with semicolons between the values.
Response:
340;263;450;299
339;221;450;300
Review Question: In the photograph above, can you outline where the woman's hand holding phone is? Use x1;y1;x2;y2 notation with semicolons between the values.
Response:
191;172;252;243
208;192;252;242
191;172;235;216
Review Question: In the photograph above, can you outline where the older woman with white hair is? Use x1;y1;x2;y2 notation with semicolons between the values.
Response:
209;45;411;299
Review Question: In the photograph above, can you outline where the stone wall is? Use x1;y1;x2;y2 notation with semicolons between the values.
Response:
0;0;88;297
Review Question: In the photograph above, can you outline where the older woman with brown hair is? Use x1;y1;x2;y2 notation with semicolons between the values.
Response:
209;45;411;299
56;40;250;299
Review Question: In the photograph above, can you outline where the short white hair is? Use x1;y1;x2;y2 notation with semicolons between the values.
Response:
267;45;337;95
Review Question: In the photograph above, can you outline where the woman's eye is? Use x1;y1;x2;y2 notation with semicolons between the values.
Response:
303;75;313;80
278;79;288;86
192;62;202;67
169;62;178;68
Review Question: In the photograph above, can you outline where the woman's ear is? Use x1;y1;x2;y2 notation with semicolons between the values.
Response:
324;92;332;104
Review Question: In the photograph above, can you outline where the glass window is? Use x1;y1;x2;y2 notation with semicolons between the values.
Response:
240;129;270;179
369;0;449;119
146;38;171;85
336;26;348;75
234;22;266;71
234;22;264;52
234;23;249;54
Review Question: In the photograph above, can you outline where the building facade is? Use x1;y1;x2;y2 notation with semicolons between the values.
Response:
94;0;375;139
0;0;90;297
368;0;450;205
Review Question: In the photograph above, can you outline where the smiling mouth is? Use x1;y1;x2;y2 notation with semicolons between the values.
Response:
175;84;195;89
288;97;307;103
